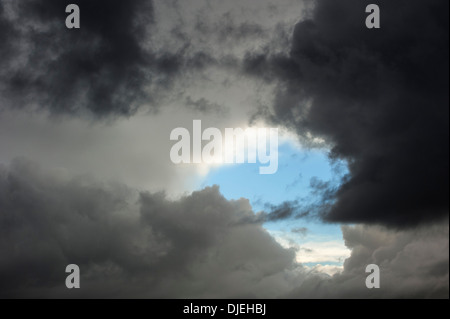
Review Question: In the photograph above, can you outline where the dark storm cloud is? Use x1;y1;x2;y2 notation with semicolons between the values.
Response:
0;159;447;298
0;0;191;117
245;0;449;227
0;159;297;298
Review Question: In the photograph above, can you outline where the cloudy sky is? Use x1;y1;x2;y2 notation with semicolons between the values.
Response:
0;0;448;298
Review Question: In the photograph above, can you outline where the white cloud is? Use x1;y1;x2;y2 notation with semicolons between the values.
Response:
269;230;351;266
296;240;351;264
306;264;344;276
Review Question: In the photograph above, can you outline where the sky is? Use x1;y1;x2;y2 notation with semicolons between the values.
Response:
0;0;448;298
201;140;350;269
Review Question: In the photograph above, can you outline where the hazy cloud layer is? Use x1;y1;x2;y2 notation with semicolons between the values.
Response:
0;160;447;298
245;0;449;227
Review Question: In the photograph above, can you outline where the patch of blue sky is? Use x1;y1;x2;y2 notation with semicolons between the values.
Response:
201;140;350;266
202;143;340;208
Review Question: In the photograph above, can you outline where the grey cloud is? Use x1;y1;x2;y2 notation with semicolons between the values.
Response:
184;96;228;115
245;0;449;227
1;0;448;298
0;0;297;119
0;0;218;118
285;223;449;298
262;200;299;221
0;159;447;298
260;176;340;222
0;0;155;117
291;227;308;237
0;158;298;298
195;14;265;43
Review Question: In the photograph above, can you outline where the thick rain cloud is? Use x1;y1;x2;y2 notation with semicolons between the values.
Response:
0;159;299;298
245;0;449;227
0;159;447;298
0;0;185;117
0;0;448;299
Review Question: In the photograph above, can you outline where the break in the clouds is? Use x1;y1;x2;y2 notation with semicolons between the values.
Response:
245;0;449;227
0;159;447;298
0;0;448;299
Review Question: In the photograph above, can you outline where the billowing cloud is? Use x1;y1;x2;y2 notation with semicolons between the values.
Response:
286;223;449;298
0;0;448;300
0;159;300;298
0;159;447;298
245;0;449;227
